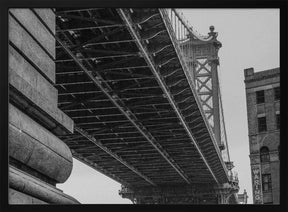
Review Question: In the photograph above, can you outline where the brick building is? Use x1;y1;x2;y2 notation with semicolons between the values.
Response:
244;67;280;204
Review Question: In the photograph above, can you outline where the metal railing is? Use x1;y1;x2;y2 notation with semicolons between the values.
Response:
165;9;215;42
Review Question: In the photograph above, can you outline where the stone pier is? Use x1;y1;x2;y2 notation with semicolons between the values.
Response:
8;8;79;204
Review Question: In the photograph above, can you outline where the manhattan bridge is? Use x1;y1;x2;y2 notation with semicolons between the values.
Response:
8;8;242;204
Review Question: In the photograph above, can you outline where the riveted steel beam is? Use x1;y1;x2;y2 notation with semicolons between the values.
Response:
118;8;227;185
118;9;194;185
75;126;155;186
133;13;160;25
34;10;158;187
55;23;192;185
56;24;126;32
56;13;121;25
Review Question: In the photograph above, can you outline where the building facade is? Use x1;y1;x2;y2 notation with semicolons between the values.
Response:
244;67;280;204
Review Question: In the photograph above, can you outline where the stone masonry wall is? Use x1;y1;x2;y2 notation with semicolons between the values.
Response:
8;8;79;204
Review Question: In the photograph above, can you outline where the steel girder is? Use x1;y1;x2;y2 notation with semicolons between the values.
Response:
118;8;228;184
53;8;230;189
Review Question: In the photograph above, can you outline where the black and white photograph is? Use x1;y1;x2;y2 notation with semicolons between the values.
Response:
0;0;286;208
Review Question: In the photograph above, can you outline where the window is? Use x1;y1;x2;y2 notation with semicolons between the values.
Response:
276;114;280;129
256;90;265;104
260;146;270;163
274;87;280;101
262;174;272;192
258;117;267;132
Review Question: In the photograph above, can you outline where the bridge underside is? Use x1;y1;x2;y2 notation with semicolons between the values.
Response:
54;8;237;203
120;185;219;204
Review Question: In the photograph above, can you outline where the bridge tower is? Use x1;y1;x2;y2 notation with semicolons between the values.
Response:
175;11;239;203
119;9;239;204
180;23;240;192
180;26;229;160
167;9;232;164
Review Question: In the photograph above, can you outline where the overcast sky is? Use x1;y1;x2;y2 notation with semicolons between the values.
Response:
57;9;280;204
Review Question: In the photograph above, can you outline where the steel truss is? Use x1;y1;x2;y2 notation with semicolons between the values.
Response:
52;7;238;204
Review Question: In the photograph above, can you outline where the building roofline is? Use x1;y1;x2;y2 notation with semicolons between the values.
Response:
244;67;280;84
